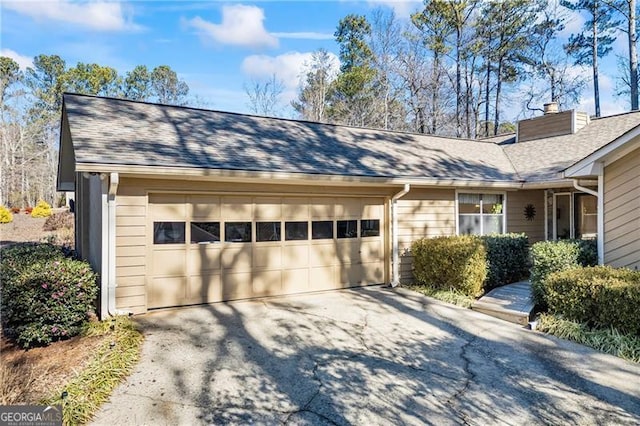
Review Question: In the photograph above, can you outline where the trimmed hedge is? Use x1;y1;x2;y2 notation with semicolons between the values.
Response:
545;266;640;336
31;200;52;218
1;243;98;348
530;239;597;307
412;235;487;297
482;233;529;291
0;205;13;223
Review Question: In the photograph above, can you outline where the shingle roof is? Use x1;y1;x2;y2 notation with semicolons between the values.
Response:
62;94;640;185
63;94;518;183
503;111;640;182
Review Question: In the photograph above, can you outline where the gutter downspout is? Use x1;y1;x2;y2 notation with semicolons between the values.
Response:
106;173;130;316
391;184;411;287
572;177;604;265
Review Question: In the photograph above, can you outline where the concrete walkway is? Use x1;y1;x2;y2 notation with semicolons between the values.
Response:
92;286;640;425
472;281;535;325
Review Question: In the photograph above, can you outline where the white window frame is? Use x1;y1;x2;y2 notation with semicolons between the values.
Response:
455;190;507;236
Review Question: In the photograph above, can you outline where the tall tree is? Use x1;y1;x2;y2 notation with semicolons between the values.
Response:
563;0;620;117
605;0;638;110
150;65;189;105
65;63;121;97
244;74;284;116
123;65;152;101
292;49;337;122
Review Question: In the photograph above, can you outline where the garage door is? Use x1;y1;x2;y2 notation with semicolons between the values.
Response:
147;194;386;309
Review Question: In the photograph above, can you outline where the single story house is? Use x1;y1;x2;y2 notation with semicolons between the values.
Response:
57;94;640;318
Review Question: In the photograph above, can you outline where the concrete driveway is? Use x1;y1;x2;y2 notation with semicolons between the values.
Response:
92;286;640;425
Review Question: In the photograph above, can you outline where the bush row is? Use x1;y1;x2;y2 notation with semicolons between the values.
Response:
544;266;640;336
0;243;98;348
411;233;529;297
530;239;597;308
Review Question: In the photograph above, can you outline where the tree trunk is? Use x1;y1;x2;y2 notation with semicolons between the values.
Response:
593;3;601;117
630;0;638;110
494;59;503;136
484;56;491;137
455;27;462;137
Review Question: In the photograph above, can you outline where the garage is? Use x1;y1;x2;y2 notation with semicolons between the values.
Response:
147;193;386;309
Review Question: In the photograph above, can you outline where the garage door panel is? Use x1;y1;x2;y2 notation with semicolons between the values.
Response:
360;240;383;262
335;199;362;218
310;199;334;218
152;249;186;276
283;244;309;267
222;273;253;299
190;195;221;219
310;266;336;290
150;277;186;307
149;194;186;219
222;197;253;219
283;198;309;219
254;245;282;269
337;265;364;286
282;268;309;293
255;198;282;220
336;242;361;263
361;199;383;218
362;262;384;283
253;270;282;297
310;243;337;267
188;274;222;304
221;246;252;271
188;245;221;272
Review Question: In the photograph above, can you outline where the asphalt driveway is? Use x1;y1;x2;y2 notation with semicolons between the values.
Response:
92;286;640;425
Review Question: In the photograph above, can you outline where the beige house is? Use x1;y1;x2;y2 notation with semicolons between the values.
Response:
57;94;640;318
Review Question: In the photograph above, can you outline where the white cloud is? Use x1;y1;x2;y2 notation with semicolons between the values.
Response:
367;0;422;18
0;48;33;70
271;32;334;40
241;51;340;105
2;0;140;31
186;5;278;49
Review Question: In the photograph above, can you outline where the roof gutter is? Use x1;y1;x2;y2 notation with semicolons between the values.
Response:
391;184;411;287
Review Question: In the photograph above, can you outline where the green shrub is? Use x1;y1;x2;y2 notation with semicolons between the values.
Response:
0;205;13;223
43;211;74;231
545;266;640;335
412;235;487;297
530;239;598;307
1;244;97;348
31;200;52;218
481;233;529;290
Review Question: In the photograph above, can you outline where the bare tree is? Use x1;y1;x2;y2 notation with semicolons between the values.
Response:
292;49;337;122
245;74;285;117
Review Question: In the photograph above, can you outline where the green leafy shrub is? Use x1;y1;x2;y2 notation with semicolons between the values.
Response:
481;233;529;290
31;200;52;218
1;243;97;348
0;205;13;223
412;235;487;297
544;266;640;335
43;211;74;231
530;240;598;308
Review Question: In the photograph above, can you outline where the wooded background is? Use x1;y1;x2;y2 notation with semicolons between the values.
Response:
1;0;637;208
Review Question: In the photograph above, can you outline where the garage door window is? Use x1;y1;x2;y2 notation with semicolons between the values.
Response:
191;222;220;244
337;220;357;239
225;222;252;243
361;219;380;237
257;221;281;242
312;221;333;239
154;222;185;244
285;221;308;240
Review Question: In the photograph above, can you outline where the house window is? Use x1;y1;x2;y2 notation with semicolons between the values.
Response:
256;221;281;242
285;221;308;241
361;219;380;237
154;222;185;244
191;222;220;244
458;193;504;236
337;220;358;239
312;221;333;240
224;222;252;243
575;194;597;239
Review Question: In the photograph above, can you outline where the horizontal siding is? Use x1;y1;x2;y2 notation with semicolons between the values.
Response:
506;189;545;243
604;146;640;270
518;111;573;142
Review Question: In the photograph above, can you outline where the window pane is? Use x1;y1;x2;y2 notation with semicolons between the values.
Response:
337;220;357;239
459;193;481;214
285;221;308;241
482;194;504;214
312;221;333;239
483;215;503;235
361;219;380;237
225;222;252;243
191;222;220;243
459;215;481;235
256;222;281;242
154;222;185;244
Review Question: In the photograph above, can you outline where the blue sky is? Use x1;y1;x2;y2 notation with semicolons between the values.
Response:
0;0;630;119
